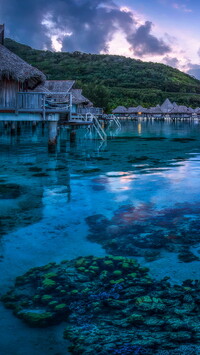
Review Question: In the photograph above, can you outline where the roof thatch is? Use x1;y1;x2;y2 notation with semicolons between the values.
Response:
33;80;92;105
33;80;71;100
136;105;147;113
149;106;163;114
127;107;137;113
177;105;189;113
172;102;178;108
160;98;174;113
32;84;51;93
170;106;180;114
0;44;46;89
41;80;75;93
70;89;92;106
112;106;127;114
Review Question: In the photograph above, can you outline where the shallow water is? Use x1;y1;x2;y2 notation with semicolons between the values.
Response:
0;120;200;354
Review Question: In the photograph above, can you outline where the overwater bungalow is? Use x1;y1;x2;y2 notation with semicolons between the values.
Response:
160;98;174;114
148;105;163;118
126;105;147;117
0;25;73;127
33;80;103;120
112;106;128;118
112;98;200;121
0;25;105;142
0;36;46;114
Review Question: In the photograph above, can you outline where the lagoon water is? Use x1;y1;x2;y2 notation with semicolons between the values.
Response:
0;120;200;354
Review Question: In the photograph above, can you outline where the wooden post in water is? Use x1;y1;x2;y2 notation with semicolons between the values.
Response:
48;121;58;147
17;122;21;135
32;121;37;132
11;122;16;135
70;129;76;143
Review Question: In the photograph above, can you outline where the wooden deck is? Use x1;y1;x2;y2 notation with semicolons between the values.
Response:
0;92;72;121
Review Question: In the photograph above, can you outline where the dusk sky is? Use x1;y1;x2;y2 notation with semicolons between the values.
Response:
0;0;200;77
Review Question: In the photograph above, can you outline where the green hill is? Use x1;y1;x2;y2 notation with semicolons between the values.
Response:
5;38;200;111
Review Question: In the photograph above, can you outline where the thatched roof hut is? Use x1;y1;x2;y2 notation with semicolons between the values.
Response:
33;80;74;94
187;107;194;114
170;106;180;114
33;81;92;106
0;44;46;89
177;105;189;114
172;102;178;108
127;107;136;113
70;89;92;106
136;105;147;113
160;98;174;113
112;106;127;114
39;80;75;93
149;105;163;114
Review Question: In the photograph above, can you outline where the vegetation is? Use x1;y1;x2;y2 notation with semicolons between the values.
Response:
5;38;200;111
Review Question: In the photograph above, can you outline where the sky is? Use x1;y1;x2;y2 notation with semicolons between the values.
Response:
0;0;200;78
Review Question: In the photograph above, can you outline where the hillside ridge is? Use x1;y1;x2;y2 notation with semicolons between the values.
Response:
4;38;200;111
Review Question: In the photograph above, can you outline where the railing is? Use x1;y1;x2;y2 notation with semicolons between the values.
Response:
77;107;103;115
16;92;72;118
69;113;93;123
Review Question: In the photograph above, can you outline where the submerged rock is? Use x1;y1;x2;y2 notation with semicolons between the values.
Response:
1;256;200;354
85;202;200;261
0;183;24;199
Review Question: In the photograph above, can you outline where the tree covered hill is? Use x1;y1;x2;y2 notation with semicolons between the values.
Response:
5;38;200;111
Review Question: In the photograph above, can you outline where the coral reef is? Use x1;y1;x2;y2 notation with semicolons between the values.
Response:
1;256;200;354
85;202;200;262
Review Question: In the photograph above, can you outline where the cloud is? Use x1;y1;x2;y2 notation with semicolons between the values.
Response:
162;55;180;68
0;0;171;56
127;21;171;56
172;3;192;13
187;63;200;80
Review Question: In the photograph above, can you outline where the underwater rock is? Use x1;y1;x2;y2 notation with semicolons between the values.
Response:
1;256;200;354
28;167;43;172
85;202;200;262
0;183;24;199
178;249;199;263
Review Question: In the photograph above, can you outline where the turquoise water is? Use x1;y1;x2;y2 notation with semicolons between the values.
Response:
0;120;200;354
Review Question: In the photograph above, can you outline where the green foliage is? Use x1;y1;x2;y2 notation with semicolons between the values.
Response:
5;38;200;111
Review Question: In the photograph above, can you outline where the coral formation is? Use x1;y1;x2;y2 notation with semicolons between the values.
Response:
1;256;200;354
85;203;200;262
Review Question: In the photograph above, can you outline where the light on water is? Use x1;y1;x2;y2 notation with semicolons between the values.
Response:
0;120;200;354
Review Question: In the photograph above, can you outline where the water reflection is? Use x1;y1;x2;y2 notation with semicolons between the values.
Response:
0;120;200;354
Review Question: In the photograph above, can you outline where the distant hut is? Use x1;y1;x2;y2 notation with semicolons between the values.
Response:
187;107;194;114
172;101;178;108
127;107;137;114
178;105;189;114
169;106;180;118
126;107;138;117
136;105;147;115
0;28;45;109
194;107;200;114
112;106;127;116
149;105;163;117
160;99;174;113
